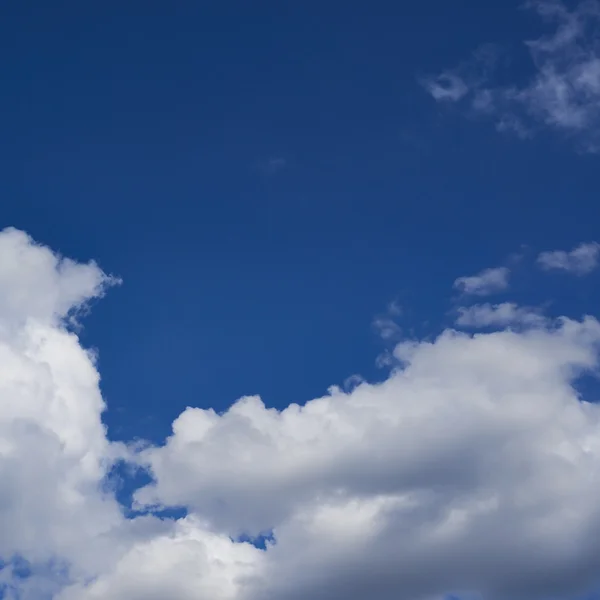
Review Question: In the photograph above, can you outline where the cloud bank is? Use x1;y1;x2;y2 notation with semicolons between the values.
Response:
423;0;600;150
3;228;600;600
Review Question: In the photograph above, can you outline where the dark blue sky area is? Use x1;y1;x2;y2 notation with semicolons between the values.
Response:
1;0;598;443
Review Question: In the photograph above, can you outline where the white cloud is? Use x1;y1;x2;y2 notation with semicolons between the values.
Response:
56;517;265;600
131;316;600;600
424;0;600;150
456;302;545;327
6;229;600;600
0;228;118;328
537;241;600;274
0;229;126;595
453;266;510;296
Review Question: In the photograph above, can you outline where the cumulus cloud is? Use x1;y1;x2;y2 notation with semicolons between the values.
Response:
6;229;600;600
538;241;600;274
0;229;126;595
0;228;118;328
56;517;265;600
132;316;600;600
455;302;545;327
423;0;600;150
453;266;510;296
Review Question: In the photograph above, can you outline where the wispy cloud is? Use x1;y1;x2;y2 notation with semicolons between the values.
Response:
423;0;600;150
456;302;545;327
537;241;600;274
422;73;469;101
373;300;403;340
454;266;510;296
373;317;402;340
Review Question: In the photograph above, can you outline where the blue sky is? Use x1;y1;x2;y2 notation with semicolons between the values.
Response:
3;0;599;444
3;1;600;599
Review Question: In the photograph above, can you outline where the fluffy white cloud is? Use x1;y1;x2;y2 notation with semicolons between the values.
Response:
56;517;265;600
456;302;545;327
131;315;600;600
6;228;600;600
424;0;600;150
453;267;510;296
538;241;600;274
0;228;117;328
0;229;125;595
